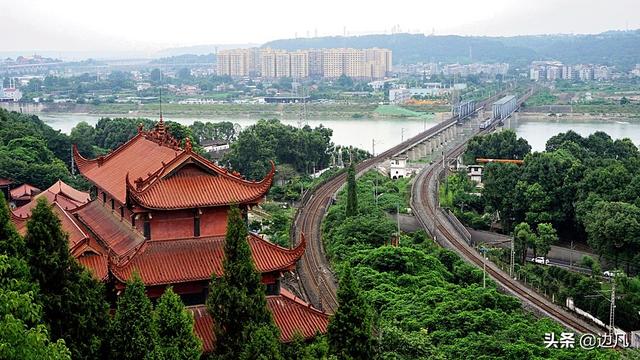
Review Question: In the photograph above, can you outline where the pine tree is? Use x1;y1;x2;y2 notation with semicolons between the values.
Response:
328;267;376;360
109;274;157;360
24;198;109;359
154;287;202;359
207;206;281;359
0;194;25;257
346;162;358;217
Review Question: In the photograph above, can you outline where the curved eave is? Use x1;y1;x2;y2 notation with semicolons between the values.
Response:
251;232;306;273
126;160;276;211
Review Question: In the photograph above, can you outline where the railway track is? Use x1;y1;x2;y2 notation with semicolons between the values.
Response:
293;93;507;313
410;92;603;334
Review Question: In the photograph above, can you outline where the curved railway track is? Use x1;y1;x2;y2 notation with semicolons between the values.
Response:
293;94;506;313
410;92;603;334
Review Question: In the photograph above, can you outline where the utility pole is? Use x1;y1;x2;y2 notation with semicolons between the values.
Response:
372;139;375;157
609;277;616;339
510;238;515;278
70;146;75;175
396;203;401;245
401;128;406;142
569;240;574;269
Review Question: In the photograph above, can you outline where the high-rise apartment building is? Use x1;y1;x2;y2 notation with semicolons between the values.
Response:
216;48;259;77
218;47;392;80
290;51;309;79
275;51;291;78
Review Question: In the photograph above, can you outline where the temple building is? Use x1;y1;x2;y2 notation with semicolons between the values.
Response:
10;119;328;352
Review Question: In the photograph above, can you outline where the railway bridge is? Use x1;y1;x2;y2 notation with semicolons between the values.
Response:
291;91;516;313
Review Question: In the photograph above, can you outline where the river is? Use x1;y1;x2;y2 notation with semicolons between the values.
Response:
34;112;640;154
36;113;438;154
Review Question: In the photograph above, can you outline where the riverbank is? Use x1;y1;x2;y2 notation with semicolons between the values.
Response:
0;101;450;120
517;112;640;122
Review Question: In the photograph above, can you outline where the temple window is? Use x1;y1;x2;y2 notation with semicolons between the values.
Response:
194;216;201;237
143;216;151;239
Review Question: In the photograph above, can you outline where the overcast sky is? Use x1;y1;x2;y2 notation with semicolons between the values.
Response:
2;0;639;53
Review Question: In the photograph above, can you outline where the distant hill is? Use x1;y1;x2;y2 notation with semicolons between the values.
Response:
263;31;640;69
156;43;260;57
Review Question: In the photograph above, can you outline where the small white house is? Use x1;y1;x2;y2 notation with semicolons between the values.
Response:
467;165;484;184
389;156;408;179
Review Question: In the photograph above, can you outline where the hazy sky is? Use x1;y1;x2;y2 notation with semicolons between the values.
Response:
2;0;639;53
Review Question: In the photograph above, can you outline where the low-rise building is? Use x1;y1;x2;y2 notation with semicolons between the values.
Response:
389;156;408;179
467;165;483;184
389;88;410;104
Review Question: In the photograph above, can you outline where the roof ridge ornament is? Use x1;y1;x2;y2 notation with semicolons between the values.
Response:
184;137;193;153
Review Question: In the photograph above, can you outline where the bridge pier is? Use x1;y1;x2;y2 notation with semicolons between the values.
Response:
408;148;418;161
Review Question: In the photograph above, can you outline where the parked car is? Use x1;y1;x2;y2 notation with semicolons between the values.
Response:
529;257;550;265
603;270;624;278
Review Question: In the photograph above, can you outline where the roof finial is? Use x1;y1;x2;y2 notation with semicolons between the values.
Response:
137;123;144;133
184;137;193;152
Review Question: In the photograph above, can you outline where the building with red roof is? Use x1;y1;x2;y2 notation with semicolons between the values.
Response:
9;183;41;207
62;118;328;350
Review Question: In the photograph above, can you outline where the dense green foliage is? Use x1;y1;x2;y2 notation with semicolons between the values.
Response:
346;162;358;217
24;198;109;359
0;109;75;189
323;171;617;359
482;130;640;269
439;171;489;229
224;118;334;180
463;129;531;164
153;287;202;359
207;206;281;359
0;197;70;359
327;268;376;359
109;275;157;360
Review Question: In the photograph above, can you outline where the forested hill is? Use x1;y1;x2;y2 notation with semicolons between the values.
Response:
263;30;640;69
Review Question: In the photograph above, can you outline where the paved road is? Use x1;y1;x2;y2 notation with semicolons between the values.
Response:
468;228;594;274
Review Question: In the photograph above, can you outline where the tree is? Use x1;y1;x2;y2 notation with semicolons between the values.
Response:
514;222;533;264
0;255;71;360
24;198;109;359
0;195;23;257
328;267;376;359
482;163;521;232
346;162;358;217
207;206;281;359
109;274;158;360
69;121;96;158
583;201;640;268
153;287;202;359
536;223;558;259
463;130;531;164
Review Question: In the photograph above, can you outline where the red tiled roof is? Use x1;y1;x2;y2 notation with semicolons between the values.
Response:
12;180;89;218
189;306;215;353
52;203;89;249
9;183;40;200
77;253;109;281
74;121;273;209
11;200;88;250
73;132;180;204
73;200;145;258
111;233;306;286
126;157;274;210
187;289;328;352
0;178;13;186
48;180;91;204
268;289;330;341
